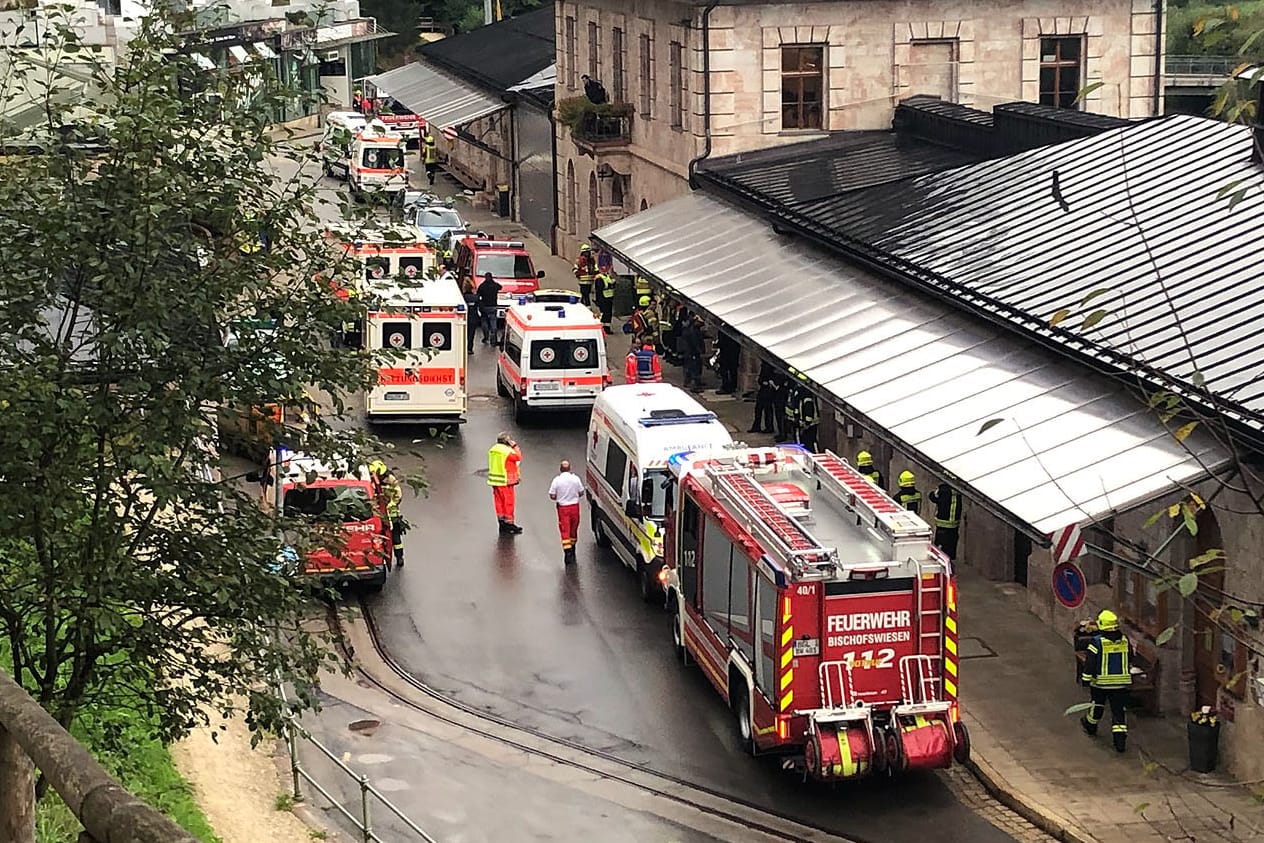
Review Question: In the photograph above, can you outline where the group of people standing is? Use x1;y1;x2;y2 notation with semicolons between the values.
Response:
485;433;587;565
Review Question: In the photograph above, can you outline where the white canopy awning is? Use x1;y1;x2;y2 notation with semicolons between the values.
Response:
594;192;1229;535
364;60;505;131
509;63;556;92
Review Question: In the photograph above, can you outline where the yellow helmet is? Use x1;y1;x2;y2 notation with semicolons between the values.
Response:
1097;609;1119;631
580;243;591;252
899;470;915;486
638;295;651;306
857;451;873;467
368;460;387;476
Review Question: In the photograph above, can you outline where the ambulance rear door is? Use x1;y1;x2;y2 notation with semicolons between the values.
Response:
366;308;467;421
522;329;604;405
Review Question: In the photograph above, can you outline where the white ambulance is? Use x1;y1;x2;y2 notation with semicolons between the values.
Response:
364;274;468;427
320;120;409;200
325;227;436;295
585;384;735;601
496;297;609;421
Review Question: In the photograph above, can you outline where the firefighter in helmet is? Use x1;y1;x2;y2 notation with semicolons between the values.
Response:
369;460;406;568
573;243;597;306
422;131;439;185
1080;609;1134;752
857;451;884;488
896;470;921;514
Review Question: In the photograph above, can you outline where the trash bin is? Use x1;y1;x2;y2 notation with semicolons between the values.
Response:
1188;719;1220;773
496;183;510;218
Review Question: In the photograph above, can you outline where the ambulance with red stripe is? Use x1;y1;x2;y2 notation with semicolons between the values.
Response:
363;274;468;425
325;227;436;295
496;296;609;421
347;124;408;201
662;445;970;781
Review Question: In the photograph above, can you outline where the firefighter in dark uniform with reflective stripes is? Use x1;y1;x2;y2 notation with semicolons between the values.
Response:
783;369;802;443
896;470;921;514
930;481;962;561
796;379;819;452
1080;610;1133;753
856;450;883;488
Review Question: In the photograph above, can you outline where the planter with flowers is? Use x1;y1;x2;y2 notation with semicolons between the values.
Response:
1188;706;1220;773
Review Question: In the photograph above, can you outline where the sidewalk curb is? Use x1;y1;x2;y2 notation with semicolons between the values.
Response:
965;754;1097;843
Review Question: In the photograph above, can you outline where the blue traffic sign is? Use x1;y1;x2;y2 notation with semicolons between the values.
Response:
1052;561;1087;609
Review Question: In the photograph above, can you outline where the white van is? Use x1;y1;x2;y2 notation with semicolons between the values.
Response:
586;384;735;600
496;298;609;421
319;111;367;180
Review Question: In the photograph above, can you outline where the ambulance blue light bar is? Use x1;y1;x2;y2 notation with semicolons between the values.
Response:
639;412;718;427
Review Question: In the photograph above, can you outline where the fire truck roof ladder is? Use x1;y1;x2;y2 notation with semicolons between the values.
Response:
704;462;838;578
806;451;931;541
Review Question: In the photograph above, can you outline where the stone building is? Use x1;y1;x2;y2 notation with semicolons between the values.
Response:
554;0;1163;255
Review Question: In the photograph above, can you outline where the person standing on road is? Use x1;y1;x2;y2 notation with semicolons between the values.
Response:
462;276;479;355
370;461;406;568
716;329;740;395
680;313;706;393
595;271;616;334
749;363;778;434
1080;609;1134;753
548;460;585;564
929;482;962;561
573;243;597;306
476;272;501;345
422;132;439;186
895;470;921;514
487;433;523;534
625;342;662;384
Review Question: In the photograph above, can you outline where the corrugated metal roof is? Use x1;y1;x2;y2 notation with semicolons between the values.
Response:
699;114;1264;438
418;5;555;93
593;192;1228;535
702;130;984;208
364;61;506;131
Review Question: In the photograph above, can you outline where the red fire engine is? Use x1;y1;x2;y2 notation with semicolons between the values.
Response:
663;445;969;780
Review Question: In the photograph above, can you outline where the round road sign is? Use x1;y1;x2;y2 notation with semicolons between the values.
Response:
1052;561;1087;609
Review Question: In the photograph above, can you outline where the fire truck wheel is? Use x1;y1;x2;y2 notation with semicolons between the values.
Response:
670;602;688;664
592;506;613;548
730;679;754;755
884;728;905;776
953;721;971;765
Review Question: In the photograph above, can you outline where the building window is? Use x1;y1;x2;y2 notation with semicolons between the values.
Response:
588;20;599;80
565;160;576;233
612;27;626;103
1117;570;1167;638
669;40;684;129
906;40;958;102
1039;36;1083;109
638;33;653;118
781;45;824;130
565;16;576;90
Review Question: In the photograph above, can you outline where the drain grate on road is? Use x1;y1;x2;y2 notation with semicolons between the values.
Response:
958;636;998;659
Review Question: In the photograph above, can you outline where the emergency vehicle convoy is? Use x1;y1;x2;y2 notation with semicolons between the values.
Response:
275;450;392;592
663;445;970;780
586;385;735;601
363;274;468;425
496;296;609;420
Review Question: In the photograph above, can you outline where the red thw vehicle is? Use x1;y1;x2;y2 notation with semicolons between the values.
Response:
277;451;393;593
663;445;969;779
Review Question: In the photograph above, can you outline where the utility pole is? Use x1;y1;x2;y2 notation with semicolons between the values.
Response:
483;0;492;26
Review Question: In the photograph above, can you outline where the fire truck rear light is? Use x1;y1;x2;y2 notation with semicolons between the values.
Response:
950;702;959;723
947;580;956;606
776;715;789;740
657;567;669;584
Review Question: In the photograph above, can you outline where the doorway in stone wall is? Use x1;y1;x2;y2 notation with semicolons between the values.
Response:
1192;507;1226;709
1013;529;1031;586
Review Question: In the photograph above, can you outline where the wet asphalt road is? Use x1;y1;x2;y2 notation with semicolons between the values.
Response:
362;348;1017;843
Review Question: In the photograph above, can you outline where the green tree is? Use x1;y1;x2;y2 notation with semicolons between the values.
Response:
0;7;395;839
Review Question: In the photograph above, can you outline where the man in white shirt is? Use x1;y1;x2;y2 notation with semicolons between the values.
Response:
548;460;585;565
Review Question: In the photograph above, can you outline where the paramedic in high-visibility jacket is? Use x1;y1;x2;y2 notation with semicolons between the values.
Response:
624;343;662;384
487;433;523;534
1080;609;1134;752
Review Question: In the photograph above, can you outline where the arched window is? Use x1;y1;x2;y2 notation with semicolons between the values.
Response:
640;198;648;211
565;160;577;233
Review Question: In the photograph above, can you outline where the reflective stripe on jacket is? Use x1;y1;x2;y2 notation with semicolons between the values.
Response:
422;136;438;163
897;487;921;514
487;443;512;486
1082;633;1133;688
625;348;662;383
932;485;962;528
597;273;615;298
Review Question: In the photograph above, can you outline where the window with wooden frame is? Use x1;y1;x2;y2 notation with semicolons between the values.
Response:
1217;625;1249;699
612;27;627;103
564;16;576;89
669;40;685;129
638;33;653;118
781;45;824;131
1116;570;1167;638
1039;36;1083;110
588;20;600;80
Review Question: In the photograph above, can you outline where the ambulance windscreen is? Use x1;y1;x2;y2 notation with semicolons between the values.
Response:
362;147;404;169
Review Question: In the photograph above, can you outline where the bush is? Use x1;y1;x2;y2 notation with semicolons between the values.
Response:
1167;1;1264;55
555;96;634;134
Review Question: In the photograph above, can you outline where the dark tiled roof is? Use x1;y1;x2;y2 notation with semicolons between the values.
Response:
418;5;555;94
701;130;986;208
702;113;1264;436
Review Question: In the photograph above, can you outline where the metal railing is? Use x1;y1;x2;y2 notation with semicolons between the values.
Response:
1165;54;1239;77
575;112;632;144
282;715;441;843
